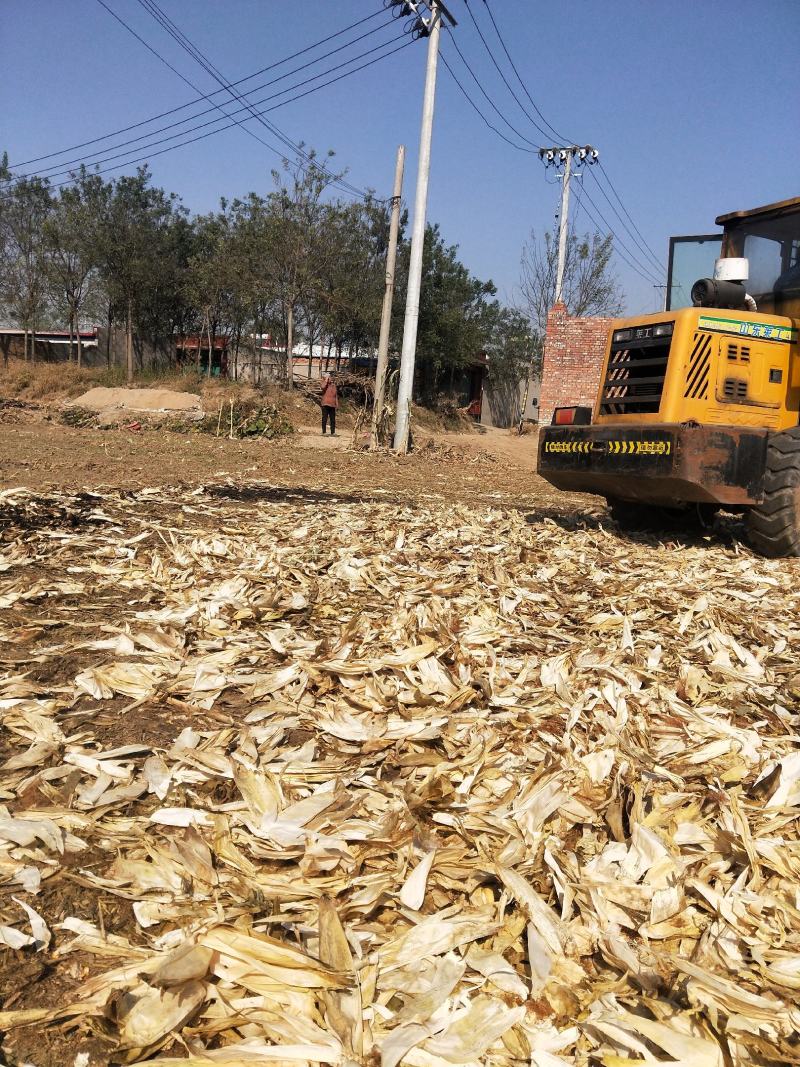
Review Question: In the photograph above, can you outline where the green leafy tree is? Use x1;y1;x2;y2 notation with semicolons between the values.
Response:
484;304;539;425
185;209;236;375
227;192;281;381
43;180;105;365
316;197;388;369
91;166;185;382
2;176;52;360
405;224;497;400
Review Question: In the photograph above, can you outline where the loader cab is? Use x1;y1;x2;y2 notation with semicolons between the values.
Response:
718;197;800;319
668;197;800;318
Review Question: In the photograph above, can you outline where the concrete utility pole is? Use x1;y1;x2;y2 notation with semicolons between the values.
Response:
371;143;405;448
393;0;457;454
539;146;599;305
554;150;572;305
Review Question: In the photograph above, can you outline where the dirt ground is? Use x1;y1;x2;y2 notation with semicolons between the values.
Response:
0;419;563;509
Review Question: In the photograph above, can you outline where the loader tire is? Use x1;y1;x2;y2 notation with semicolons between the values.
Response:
747;428;800;557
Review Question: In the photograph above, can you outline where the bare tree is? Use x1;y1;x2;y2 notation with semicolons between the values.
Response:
266;148;346;387
519;228;624;337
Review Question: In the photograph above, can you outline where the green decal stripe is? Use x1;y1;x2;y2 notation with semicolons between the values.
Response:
697;315;797;343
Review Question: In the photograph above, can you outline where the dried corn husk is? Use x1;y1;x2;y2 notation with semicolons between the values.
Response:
1;483;799;1065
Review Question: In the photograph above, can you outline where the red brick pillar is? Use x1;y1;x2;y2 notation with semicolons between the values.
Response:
539;304;612;425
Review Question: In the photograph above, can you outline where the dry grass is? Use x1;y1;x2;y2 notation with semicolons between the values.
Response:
0;358;111;401
0;358;482;438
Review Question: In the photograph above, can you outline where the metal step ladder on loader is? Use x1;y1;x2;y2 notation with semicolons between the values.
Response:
537;196;800;557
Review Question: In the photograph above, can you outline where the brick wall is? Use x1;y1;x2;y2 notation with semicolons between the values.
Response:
539;303;613;424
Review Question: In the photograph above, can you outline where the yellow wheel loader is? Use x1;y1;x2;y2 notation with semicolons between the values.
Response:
537;196;800;556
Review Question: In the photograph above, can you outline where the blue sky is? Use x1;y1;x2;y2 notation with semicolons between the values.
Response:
4;0;798;317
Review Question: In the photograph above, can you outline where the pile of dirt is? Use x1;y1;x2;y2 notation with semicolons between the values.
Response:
65;386;203;426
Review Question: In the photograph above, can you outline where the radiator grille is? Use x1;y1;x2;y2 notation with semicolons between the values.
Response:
684;332;711;399
723;377;748;400
599;337;670;415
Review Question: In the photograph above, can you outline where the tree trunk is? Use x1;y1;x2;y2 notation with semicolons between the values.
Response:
106;306;112;368
76;323;83;369
308;330;314;379
68;313;75;364
31;325;36;364
197;311;205;374
126;298;134;385
324;340;333;374
286;302;294;389
206;316;213;378
23;329;28;363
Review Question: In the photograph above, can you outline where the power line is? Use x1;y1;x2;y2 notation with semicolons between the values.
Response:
94;0;203;93
579;192;663;288
596;162;665;269
461;0;557;143
578;184;666;286
440;52;536;153
10;8;388;171
22;32;404;186
444;30;541;149
471;0;666;282
103;0;377;201
479;0;570;144
585;167;664;274
1;39;414;200
133;0;372;200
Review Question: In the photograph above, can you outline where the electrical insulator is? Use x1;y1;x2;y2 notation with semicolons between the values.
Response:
386;0;414;17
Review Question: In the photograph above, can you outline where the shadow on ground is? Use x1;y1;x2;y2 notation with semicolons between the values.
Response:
204;483;382;507
522;504;750;553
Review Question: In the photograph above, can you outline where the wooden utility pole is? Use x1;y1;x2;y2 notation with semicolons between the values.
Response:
371;144;405;448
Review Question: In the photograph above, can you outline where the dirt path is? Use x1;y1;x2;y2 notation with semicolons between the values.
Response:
292;423;541;470
432;425;540;469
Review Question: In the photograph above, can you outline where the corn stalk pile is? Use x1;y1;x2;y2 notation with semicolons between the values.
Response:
1;484;799;1066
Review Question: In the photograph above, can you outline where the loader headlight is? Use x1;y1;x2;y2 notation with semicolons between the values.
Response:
653;323;674;337
613;328;633;343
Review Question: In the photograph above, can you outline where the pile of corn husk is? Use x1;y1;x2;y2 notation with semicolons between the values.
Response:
1;482;800;1066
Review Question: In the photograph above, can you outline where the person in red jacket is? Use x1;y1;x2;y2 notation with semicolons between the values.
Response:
320;374;338;436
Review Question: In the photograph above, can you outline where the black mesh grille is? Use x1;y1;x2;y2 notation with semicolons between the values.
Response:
599;335;670;415
723;377;748;399
726;342;750;363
